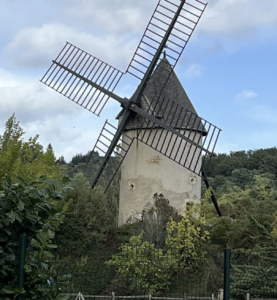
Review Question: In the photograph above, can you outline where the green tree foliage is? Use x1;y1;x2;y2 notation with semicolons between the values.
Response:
134;193;180;249
206;174;277;250
199;149;277;297
166;192;210;274
107;232;178;295
53;213;91;258
204;148;277;179
54;172;118;260
67;173;117;244
0;175;70;300
64;150;121;206
108;194;210;295
0;115;61;182
231;216;277;298
65;151;118;182
51;145;277;296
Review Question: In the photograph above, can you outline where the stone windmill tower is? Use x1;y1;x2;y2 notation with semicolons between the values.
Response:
41;0;222;225
117;57;205;225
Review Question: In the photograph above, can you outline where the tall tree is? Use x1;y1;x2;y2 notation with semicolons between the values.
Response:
0;115;61;182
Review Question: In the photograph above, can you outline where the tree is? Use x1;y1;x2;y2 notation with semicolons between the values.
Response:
0;175;70;300
107;232;178;295
231;217;277;298
134;193;180;249
58;172;117;247
0;115;61;182
107;193;210;295
204;172;277;250
166;192;210;274
47;143;54;153
56;156;66;165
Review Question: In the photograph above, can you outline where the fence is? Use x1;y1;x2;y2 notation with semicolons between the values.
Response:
49;248;225;298
14;237;277;300
230;248;277;299
63;292;225;300
47;248;277;300
63;292;277;300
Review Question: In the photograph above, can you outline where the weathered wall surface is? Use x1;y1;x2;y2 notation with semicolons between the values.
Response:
118;129;202;225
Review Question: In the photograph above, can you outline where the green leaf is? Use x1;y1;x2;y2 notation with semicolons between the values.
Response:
3;228;11;236
17;199;24;211
15;212;22;223
41;262;49;269
5;176;12;187
13;287;25;294
39;175;47;181
16;176;26;187
2;286;16;294
62;176;70;184
46;244;57;249
5;254;16;261
9;211;15;223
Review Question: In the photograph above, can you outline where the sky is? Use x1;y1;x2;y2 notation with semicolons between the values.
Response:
0;0;277;162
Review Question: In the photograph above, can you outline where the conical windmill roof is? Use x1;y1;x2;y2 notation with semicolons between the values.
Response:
118;57;205;134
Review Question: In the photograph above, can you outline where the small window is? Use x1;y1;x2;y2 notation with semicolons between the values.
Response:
189;176;197;185
128;182;136;190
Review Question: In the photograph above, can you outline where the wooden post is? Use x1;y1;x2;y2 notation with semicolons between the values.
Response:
112;292;115;300
77;292;85;300
246;293;250;300
183;293;187;300
218;289;224;300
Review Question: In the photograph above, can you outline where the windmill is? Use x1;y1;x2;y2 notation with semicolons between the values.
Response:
41;0;222;222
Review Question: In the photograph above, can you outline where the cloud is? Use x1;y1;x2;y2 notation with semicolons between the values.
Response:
0;68;31;88
21;116;101;161
0;76;78;124
184;64;202;79
199;0;277;38
63;0;157;35
3;23;138;71
235;90;258;99
3;0;277;75
44;0;277;41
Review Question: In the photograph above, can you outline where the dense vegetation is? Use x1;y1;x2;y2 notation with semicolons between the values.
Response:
0;116;70;300
2;115;277;298
55;141;277;297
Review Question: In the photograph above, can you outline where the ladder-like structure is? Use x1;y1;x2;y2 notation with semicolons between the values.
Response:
41;43;123;116
84;120;133;190
127;0;206;80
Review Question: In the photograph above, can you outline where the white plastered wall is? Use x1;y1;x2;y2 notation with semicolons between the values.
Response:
118;128;202;225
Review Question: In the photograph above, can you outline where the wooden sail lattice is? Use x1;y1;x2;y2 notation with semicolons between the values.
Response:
127;0;207;80
84;120;133;190
41;43;123;116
